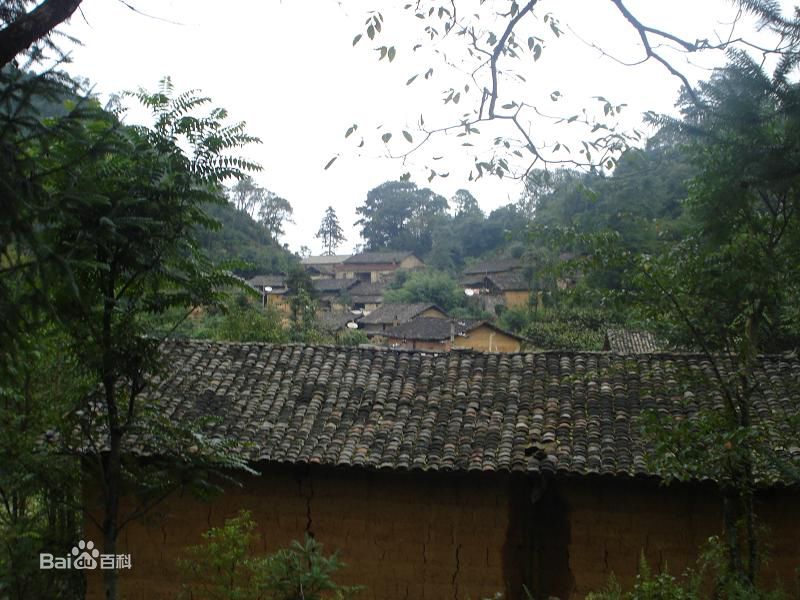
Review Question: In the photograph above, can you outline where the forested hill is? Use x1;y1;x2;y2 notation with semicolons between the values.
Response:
196;200;296;278
527;132;696;253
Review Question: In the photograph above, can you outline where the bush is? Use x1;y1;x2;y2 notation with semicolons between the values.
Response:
177;510;362;600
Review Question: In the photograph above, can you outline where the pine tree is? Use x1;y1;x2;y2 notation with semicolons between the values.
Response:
315;206;346;255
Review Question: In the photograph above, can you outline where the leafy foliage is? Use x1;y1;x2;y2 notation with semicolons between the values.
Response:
385;269;466;312
177;510;362;600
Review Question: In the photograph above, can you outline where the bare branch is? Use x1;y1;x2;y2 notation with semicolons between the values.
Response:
488;0;538;118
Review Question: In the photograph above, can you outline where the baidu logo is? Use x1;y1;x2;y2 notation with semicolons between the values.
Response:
71;540;99;569
40;540;131;570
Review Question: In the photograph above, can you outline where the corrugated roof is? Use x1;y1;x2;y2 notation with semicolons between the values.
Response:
134;340;800;478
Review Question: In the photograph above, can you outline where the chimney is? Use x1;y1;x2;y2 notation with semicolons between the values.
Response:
450;319;455;344
393;314;399;328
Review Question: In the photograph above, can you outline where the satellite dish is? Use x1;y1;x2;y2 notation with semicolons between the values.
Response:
346;321;359;330
464;288;475;297
350;309;363;315
264;286;273;293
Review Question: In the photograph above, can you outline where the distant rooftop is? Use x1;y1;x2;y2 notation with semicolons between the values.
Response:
344;251;417;265
247;275;287;289
312;278;359;293
604;329;662;354
463;258;522;275
301;255;352;265
359;303;446;325
385;317;525;342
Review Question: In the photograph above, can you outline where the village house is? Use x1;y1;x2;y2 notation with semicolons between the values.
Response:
311;278;359;312
460;257;523;287
348;281;387;313
85;340;800;600
246;274;290;312
317;311;361;335
384;317;526;352
461;258;531;313
336;251;424;283
301;254;352;279
357;302;449;337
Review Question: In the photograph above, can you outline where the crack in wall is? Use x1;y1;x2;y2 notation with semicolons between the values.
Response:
303;471;315;538
423;526;430;565
452;543;462;600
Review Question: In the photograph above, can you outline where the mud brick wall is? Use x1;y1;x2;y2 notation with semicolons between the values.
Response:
85;467;800;600
85;465;519;600
556;478;800;598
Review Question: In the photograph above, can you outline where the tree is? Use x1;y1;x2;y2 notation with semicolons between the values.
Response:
14;78;259;600
315;206;346;255
355;180;448;254
385;270;465;313
228;175;266;215
258;190;293;240
573;58;800;590
451;189;482;219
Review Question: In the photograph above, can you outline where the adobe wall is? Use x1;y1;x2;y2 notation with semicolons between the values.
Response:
552;478;800;598
458;325;521;352
85;466;520;600
84;467;800;600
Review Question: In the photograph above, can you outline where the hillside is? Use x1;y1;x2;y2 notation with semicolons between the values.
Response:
197;200;296;277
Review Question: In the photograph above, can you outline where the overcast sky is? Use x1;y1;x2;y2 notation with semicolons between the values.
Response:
60;0;789;254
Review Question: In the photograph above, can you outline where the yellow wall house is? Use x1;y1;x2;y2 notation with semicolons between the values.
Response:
384;317;526;352
335;251;424;282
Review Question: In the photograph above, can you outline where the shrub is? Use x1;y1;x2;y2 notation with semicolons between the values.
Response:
177;510;361;600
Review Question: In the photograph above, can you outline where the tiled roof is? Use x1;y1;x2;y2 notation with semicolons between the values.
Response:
139;341;800;478
463;258;522;275
318;312;361;333
486;272;530;292
359;303;446;325
344;251;416;265
312;279;358;293
247;275;286;289
384;317;524;343
384;318;482;341
302;255;352;265
605;329;662;354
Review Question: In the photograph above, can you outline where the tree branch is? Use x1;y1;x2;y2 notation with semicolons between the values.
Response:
0;0;83;67
488;0;538;118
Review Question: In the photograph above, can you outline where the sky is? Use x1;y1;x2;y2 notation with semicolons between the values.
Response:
59;0;788;254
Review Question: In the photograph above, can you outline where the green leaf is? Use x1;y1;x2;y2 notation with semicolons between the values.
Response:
402;130;413;143
345;125;357;138
406;74;418;85
324;156;338;170
367;24;375;40
381;132;392;143
388;46;396;62
352;34;362;46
